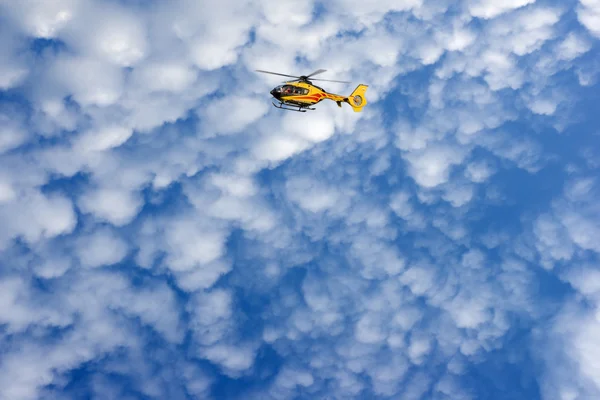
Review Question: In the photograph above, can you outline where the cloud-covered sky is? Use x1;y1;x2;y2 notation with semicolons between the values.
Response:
0;0;599;399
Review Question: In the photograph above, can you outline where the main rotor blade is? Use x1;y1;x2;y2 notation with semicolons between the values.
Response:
256;70;300;79
311;78;351;84
306;69;327;77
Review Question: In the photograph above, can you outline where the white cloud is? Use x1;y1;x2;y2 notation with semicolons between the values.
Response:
33;251;73;279
202;344;257;373
200;96;269;136
0;109;28;154
556;33;592;61
533;214;575;269
469;0;536;19
390;191;427;229
331;0;423;22
404;145;468;188
0;60;27;90
0;270;186;399
164;218;227;272
528;97;558;115
52;57;124;107
188;289;232;343
76;229;129;268
399;263;437;296
561;210;600;253
408;334;432;364
442;182;474;207
74;126;133;152
465;160;496;183
274;367;315;389
283;111;338;143
532;177;600;270
0;0;79;39
259;1;314;26
210;173;258;198
285;176;344;213
0;190;77;250
479;131;543;172
570;317;600;389
84;8;147;67
0;277;71;334
252;135;310;163
78;187;143;226
567;265;600;299
0;25;28;89
174;260;232;292
578;0;600;37
508;7;561;55
175;0;256;70
355;313;388;344
132;62;198;93
530;177;600;398
538;302;600;400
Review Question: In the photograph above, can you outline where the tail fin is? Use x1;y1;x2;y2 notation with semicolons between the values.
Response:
346;84;368;112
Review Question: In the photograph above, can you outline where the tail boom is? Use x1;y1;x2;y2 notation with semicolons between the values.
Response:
323;84;369;111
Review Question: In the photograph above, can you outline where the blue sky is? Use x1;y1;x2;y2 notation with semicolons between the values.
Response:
1;0;600;399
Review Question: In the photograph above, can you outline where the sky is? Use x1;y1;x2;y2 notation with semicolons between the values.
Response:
0;0;599;399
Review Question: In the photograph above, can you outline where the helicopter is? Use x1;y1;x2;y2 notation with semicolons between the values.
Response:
256;69;368;113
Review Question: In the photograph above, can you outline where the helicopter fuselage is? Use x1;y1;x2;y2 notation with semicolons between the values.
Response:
270;81;347;109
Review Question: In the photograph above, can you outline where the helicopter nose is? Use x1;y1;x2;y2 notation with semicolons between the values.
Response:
270;89;280;100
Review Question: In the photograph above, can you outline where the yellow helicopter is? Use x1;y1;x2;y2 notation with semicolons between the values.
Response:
256;69;368;113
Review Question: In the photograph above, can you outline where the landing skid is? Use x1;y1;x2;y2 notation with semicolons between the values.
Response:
272;101;315;112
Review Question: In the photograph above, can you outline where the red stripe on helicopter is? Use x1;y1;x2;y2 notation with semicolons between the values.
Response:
288;96;321;102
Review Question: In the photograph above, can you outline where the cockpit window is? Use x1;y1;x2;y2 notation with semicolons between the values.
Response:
276;85;308;96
